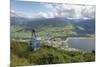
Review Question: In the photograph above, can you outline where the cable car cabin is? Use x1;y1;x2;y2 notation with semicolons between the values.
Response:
31;37;41;51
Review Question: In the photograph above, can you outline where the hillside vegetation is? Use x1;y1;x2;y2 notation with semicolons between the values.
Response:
11;41;95;67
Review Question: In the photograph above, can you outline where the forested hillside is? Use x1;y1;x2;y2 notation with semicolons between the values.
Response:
11;41;95;67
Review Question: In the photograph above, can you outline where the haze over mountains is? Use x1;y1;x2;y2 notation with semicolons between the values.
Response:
11;3;95;28
10;10;95;35
11;1;95;32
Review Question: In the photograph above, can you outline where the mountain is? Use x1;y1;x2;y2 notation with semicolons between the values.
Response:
11;14;95;35
73;19;95;34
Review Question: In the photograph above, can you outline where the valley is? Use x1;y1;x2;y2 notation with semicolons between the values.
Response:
10;13;95;67
10;2;95;67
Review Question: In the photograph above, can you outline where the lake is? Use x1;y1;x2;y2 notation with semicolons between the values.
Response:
68;37;95;51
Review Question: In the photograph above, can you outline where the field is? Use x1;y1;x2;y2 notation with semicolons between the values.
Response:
11;22;95;67
10;2;95;67
11;24;94;40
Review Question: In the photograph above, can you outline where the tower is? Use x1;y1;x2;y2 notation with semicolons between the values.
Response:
31;29;41;51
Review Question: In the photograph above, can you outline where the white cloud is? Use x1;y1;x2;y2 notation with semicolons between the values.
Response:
11;10;33;18
11;10;49;19
81;6;95;19
11;3;95;19
42;3;95;19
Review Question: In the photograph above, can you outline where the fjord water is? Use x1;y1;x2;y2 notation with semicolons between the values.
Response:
68;38;95;51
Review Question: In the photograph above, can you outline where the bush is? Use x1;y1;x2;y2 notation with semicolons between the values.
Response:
11;54;30;67
11;41;95;66
28;46;65;65
83;53;95;62
11;41;31;58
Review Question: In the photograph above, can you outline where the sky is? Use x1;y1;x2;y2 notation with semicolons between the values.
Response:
11;0;95;19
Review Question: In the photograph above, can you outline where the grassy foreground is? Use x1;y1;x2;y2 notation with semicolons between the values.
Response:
11;41;95;67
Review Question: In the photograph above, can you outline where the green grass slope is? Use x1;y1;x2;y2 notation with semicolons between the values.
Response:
11;41;95;67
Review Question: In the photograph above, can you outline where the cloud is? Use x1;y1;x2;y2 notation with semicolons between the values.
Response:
41;3;95;19
81;6;95;19
11;3;95;19
11;10;49;19
11;10;33;18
